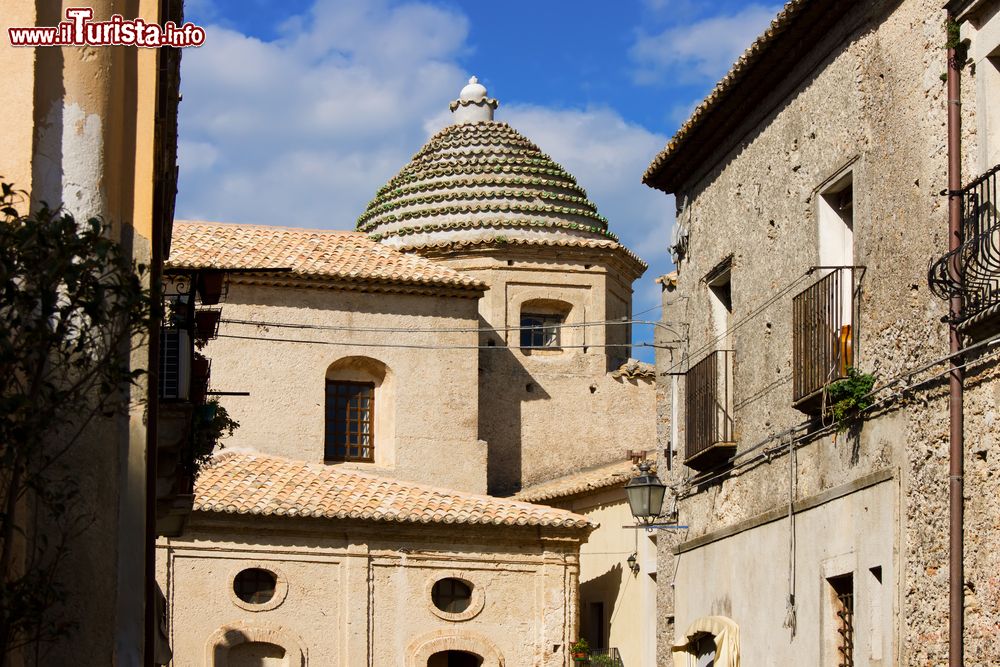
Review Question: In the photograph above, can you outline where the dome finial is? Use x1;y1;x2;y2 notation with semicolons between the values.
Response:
450;74;498;124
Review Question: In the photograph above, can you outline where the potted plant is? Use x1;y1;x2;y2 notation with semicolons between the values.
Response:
569;638;590;663
197;271;226;305
194;308;221;341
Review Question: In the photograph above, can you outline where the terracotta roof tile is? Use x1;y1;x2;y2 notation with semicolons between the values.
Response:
643;0;808;188
168;221;485;291
514;459;638;503
194;452;595;530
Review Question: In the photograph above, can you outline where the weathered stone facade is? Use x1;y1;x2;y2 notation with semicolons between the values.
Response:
646;0;1000;664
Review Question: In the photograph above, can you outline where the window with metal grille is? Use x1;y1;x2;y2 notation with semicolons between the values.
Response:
829;573;854;667
233;568;277;604
431;578;472;613
520;313;563;348
325;380;374;462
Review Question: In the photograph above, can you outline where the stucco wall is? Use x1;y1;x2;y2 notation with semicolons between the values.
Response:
204;281;488;494
672;479;896;667
0;2;164;664
159;516;584;666
652;0;1000;664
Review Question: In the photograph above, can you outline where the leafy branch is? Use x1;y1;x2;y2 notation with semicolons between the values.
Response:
0;182;151;662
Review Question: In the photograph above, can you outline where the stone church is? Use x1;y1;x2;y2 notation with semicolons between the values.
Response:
158;78;655;666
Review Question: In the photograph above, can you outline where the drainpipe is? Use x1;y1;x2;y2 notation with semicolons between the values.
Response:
945;17;964;667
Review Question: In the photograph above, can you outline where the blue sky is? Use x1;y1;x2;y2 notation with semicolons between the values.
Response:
176;0;779;356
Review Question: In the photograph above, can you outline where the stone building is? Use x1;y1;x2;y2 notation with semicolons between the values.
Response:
643;0;1000;665
158;79;657;665
1;1;184;664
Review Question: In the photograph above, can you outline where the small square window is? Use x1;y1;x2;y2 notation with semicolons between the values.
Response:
520;313;563;348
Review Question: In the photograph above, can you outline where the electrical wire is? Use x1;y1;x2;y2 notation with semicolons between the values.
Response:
215;332;673;350
220;316;682;335
675;341;1000;494
658;268;817;376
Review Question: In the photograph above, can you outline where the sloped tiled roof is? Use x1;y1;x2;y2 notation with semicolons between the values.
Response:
194;452;594;530
167;221;485;292
643;0;810;189
514;459;637;503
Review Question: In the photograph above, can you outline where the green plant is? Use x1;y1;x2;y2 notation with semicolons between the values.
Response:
189;399;239;475
569;637;590;654
826;367;877;427
591;654;616;666
0;183;151;658
941;18;972;80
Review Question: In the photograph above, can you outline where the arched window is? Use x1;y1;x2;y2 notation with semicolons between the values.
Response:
325;357;390;463
427;650;483;667
325;380;375;462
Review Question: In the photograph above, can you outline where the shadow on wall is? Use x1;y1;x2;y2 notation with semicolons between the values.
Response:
478;316;550;496
207;623;306;666
579;562;624;649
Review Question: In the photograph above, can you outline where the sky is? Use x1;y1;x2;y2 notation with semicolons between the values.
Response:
175;0;780;356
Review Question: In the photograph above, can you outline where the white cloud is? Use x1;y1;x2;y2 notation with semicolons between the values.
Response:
501;104;675;319
176;0;470;226
630;4;780;84
175;0;675;328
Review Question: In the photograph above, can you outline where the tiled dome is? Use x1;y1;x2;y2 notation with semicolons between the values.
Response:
356;77;617;250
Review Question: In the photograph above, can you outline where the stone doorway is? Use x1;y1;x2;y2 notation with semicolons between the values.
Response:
427;650;484;667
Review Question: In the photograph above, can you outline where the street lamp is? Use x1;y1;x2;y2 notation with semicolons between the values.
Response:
625;460;667;525
626;552;640;575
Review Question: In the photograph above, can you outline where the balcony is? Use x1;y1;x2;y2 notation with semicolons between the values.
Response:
685;350;735;470
792;267;862;413
929;163;1000;340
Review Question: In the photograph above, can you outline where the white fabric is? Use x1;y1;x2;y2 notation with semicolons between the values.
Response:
672;615;740;667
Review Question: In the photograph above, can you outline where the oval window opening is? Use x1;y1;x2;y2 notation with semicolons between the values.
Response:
233;568;277;605
431;578;472;613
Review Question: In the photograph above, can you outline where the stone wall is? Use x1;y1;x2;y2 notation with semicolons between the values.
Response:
652;0;1000;663
431;246;656;495
204;281;488;494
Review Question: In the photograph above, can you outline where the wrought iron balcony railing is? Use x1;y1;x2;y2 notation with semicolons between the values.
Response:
685;349;735;469
792;267;862;411
929;163;1000;339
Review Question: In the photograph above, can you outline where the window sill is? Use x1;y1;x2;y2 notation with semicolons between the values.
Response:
520;347;564;356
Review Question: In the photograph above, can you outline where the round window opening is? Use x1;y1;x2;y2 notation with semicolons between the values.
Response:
233;568;277;605
431;578;473;614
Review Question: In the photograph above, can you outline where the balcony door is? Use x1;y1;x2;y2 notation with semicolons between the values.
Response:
818;172;854;325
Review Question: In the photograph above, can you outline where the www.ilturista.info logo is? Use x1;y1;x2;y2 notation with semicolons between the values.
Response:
7;7;205;48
